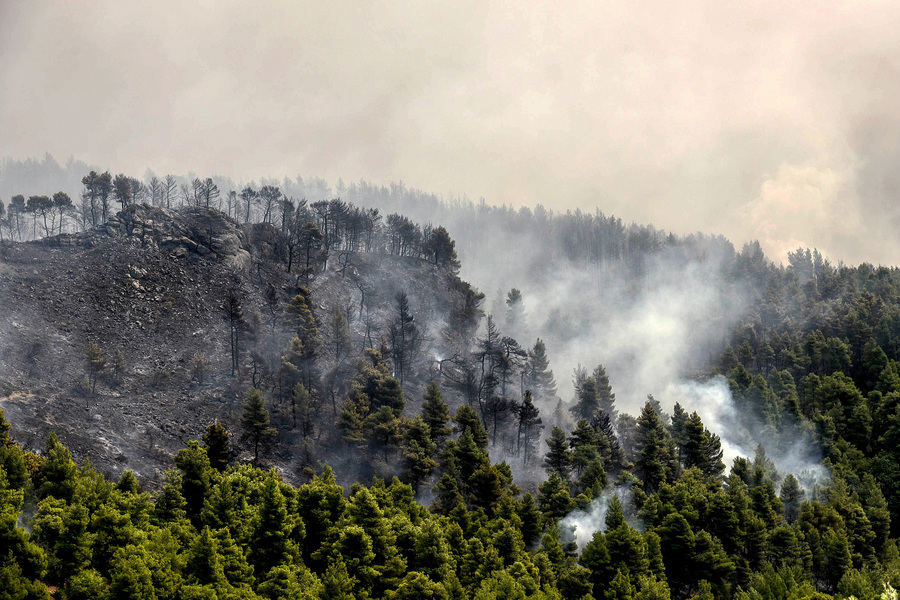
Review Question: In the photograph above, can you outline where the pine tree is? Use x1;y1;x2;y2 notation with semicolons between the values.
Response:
285;287;321;391
593;411;627;476
215;528;253;587
344;348;405;419
607;569;637;600
421;382;452;449
0;409;10;446
0;410;27;490
433;473;464;516
468;462;503;515
517;390;543;467
86;342;105;397
293;382;315;438
250;474;296;577
365;405;403;462
116;470;140;494
543;426;572;479
569;418;601;479
225;285;245;377
518;492;543;548
388;291;423;387
537;471;574;520
454;404;489;450
779;473;805;523
339;394;368;449
202;421;232;472
527;338;558;403
646;394;667;422
604;498;649;581
506;288;526;334
580;531;614;590
704;432;725;478
644;531;666;581
321;558;355;600
109;546;154;600
31;495;91;584
63;569;108;600
174;440;211;523
572;375;601;422
657;512;695;594
424;225;460;271
37;431;77;501
670;402;689;461
450;430;490;496
240;388;277;464
593;364;617;422
683;412;708;472
402;417;437;492
345;487;405;595
634;403;676;493
112;348;126;384
187;526;227;587
327;308;353;365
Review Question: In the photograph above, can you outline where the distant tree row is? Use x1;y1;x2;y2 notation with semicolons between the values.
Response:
0;192;73;241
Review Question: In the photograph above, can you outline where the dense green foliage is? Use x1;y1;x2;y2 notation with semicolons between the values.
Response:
2;394;900;600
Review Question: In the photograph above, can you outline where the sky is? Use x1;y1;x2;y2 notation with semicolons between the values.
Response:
2;0;900;265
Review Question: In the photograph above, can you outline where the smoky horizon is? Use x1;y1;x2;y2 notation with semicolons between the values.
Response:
3;1;900;267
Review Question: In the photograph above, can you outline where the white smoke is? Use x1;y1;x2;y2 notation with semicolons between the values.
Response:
663;377;830;492
560;485;638;551
558;377;829;548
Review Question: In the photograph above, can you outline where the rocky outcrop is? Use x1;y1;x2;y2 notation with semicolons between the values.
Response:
104;205;251;269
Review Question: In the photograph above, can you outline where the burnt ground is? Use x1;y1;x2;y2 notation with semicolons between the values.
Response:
0;205;472;487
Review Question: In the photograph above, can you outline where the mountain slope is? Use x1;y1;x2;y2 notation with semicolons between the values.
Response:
0;204;478;483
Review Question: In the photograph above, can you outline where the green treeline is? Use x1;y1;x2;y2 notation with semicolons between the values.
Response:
2;390;900;600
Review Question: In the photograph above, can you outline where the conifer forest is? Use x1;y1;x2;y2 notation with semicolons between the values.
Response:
1;158;900;600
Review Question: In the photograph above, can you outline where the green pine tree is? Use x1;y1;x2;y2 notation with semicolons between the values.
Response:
543;426;572;479
202;421;232;472
421;382;452;449
240;387;277;464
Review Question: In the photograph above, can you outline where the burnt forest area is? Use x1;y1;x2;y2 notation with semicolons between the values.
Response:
2;163;900;599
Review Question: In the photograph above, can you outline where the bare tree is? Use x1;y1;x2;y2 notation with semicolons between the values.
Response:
240;186;257;223
259;185;281;224
197;178;220;208
9;195;25;240
225;286;245;376
130;177;147;205
164;175;178;209
149;176;162;206
226;190;237;219
86;342;106;397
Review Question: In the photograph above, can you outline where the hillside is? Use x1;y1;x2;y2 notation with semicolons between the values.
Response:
4;192;900;598
0;204;480;484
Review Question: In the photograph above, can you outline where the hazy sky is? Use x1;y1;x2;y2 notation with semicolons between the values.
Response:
3;0;900;265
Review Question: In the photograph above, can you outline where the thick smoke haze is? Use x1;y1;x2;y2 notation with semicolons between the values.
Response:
4;2;900;265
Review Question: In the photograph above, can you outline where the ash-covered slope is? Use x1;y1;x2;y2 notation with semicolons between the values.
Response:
0;204;476;484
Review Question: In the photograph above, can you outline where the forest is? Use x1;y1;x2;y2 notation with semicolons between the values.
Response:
2;158;900;599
